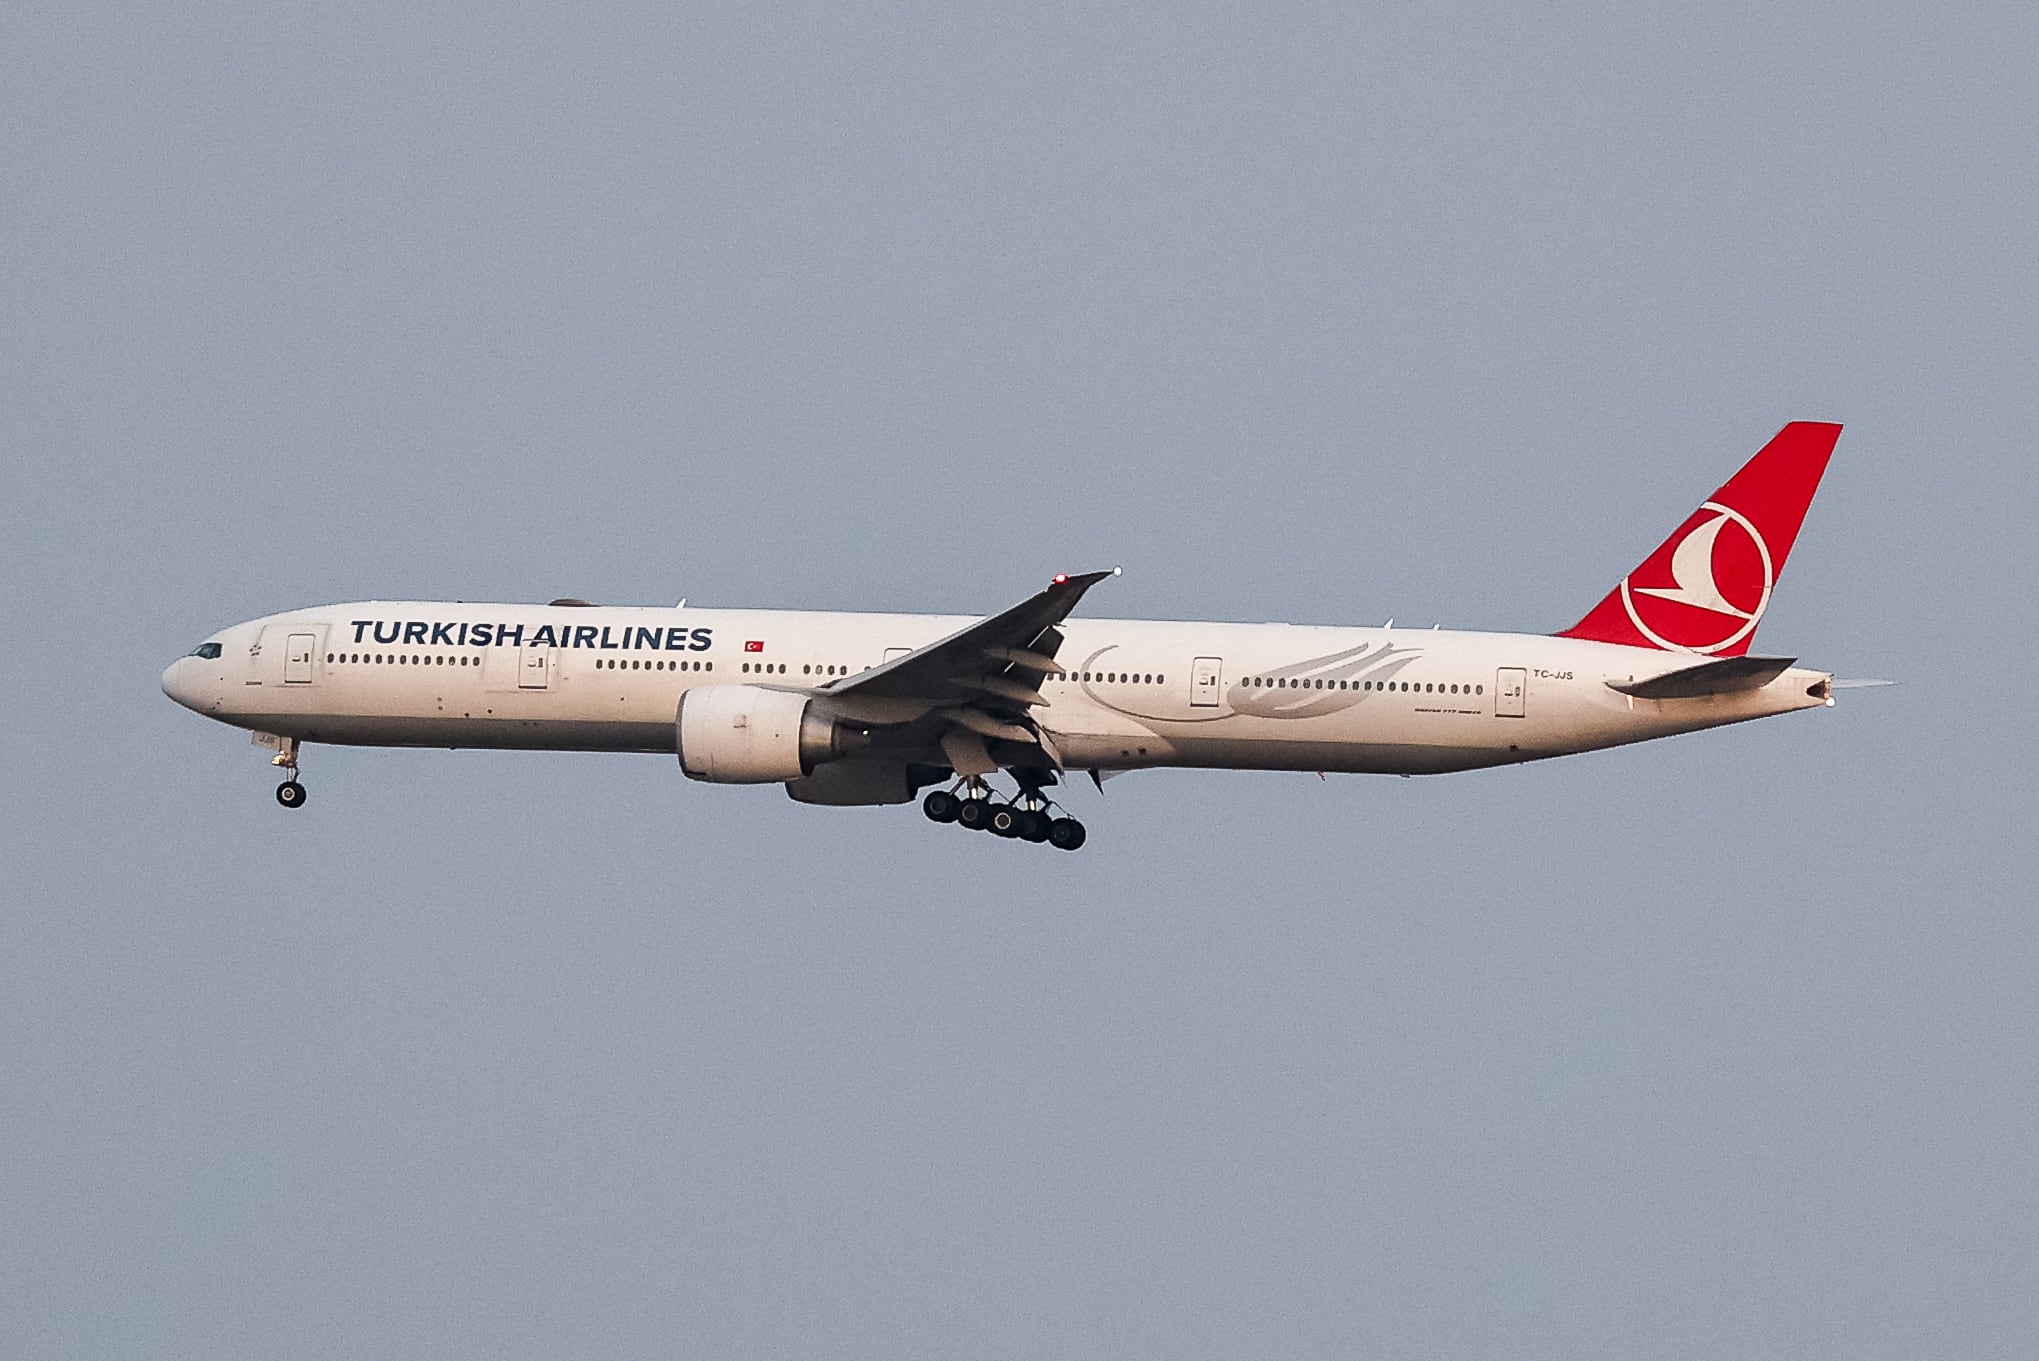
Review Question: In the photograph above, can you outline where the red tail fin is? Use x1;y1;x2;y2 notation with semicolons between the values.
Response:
1558;421;1841;656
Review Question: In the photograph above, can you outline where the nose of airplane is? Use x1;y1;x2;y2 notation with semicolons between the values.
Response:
162;658;196;710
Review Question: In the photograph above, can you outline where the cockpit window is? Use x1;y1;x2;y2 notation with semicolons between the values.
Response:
189;642;223;660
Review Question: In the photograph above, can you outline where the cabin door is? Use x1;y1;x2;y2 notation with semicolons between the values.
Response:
1190;656;1223;708
284;633;317;685
519;645;552;689
1495;668;1527;718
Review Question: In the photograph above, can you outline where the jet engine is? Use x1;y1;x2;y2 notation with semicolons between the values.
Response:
676;685;855;783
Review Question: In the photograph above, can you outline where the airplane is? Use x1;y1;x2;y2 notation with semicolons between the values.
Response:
162;422;1846;850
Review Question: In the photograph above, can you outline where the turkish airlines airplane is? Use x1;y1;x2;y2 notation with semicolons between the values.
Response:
163;422;1845;849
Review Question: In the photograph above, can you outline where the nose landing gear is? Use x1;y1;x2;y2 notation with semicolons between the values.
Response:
921;779;1086;850
270;736;307;810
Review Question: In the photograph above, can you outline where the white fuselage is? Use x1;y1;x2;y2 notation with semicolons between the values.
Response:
160;601;1832;777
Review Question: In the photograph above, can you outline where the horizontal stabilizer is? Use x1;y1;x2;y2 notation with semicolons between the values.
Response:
1608;655;1796;700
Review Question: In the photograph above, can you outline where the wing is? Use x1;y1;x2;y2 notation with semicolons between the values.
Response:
813;569;1118;777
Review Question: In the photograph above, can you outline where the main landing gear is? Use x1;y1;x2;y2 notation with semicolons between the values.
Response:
922;780;1086;850
271;737;307;810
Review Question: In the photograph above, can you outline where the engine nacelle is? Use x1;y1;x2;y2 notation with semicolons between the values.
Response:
676;685;846;783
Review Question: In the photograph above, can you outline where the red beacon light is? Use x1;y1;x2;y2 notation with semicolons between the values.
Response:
1052;573;1068;585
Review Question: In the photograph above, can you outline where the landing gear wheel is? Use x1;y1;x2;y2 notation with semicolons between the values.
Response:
989;805;1023;838
922;790;960;823
275;780;307;809
956;798;992;832
1047;816;1085;851
1019;810;1052;842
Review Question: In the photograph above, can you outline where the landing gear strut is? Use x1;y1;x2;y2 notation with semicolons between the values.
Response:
922;777;1085;850
271;737;307;810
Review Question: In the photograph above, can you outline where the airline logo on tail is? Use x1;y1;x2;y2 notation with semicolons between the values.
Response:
1621;501;1773;653
1561;422;1841;657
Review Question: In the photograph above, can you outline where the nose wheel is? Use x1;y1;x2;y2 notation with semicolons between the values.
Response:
922;780;1085;850
270;736;307;809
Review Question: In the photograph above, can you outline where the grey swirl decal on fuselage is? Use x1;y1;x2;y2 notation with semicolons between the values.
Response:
1225;640;1424;718
1073;639;1424;724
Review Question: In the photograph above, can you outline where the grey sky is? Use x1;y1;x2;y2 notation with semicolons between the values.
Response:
5;4;2036;1357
